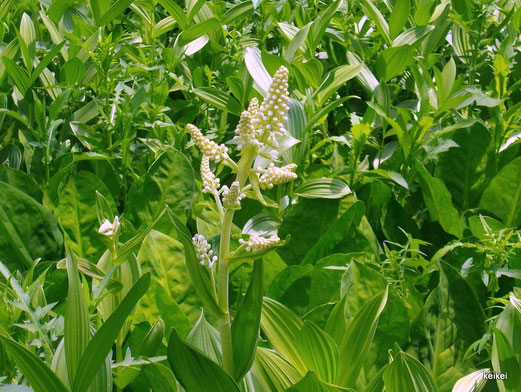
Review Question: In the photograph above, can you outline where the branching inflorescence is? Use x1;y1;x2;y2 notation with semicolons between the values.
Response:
186;66;296;375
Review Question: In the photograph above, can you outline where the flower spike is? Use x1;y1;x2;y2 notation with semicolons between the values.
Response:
187;124;229;162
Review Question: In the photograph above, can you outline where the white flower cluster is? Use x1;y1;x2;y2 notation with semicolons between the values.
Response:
233;98;260;150
253;66;290;150
239;233;281;253
98;216;120;238
258;163;298;189
232;67;290;158
221;181;246;209
187;124;229;162
192;234;217;268
200;155;220;194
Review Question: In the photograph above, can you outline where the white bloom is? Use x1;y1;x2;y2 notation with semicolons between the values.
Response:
239;233;281;253
233;101;260;150
187;124;229;162
192;234;217;268
258;163;297;189
200;155;220;194
253;66;290;148
98;216;120;237
221;181;246;209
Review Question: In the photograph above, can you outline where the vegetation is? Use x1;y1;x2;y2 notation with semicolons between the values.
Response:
1;0;521;391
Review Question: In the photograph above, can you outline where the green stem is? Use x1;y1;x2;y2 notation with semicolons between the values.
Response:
218;210;234;375
216;146;257;376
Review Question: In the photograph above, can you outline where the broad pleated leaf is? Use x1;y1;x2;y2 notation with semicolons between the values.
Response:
232;259;264;381
167;328;240;392
64;248;90;386
295;322;339;384
260;297;306;374
168;209;222;317
383;352;439;392
480;157;521;227
287;371;353;392
337;287;388;388
293;178;350;199
72;273;151;392
0;336;68;392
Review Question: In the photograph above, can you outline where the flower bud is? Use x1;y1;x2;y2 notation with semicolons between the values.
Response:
192;234;217;268
239;233;281;253
222;181;246;209
98;216;120;238
187;124;229;162
258;163;298;189
200;155;220;194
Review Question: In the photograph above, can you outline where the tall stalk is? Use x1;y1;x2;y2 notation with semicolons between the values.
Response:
187;66;294;377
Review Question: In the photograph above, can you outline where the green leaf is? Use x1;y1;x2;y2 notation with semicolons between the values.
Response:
411;262;486;390
99;0;134;26
0;166;41;201
167;328;241;392
89;0;102;26
285;23;311;63
231;259;263;381
250;347;301;391
72;273;151;392
436;122;491;210
338;261;410;367
295;322;339;384
451;0;476;21
376;45;414;81
194;87;243;115
308;0;342;53
152;16;177;38
480;157;521;227
260;297;306;374
383;352;439;392
2;58;30;94
0;262;54;357
337;287;389;388
287;371;353;392
60;57;85;86
392;26;435;47
136;229;199;334
177;18;221;47
316;64;362;104
125;148;195;227
305;97;351;132
187;311;222;364
168;209;223;317
277;199;340;265
50;170;117;259
360;0;391;45
115;319;165;388
114;208;167;265
223;1;253;25
158;0;187;30
64;248;90;386
31;41;65;84
389;0;409;39
0;336;68;392
293;178;350;199
492;329;521;392
415;162;465;237
301;201;365;265
0;182;63;270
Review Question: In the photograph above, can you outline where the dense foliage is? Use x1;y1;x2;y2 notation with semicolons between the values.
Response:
1;0;521;391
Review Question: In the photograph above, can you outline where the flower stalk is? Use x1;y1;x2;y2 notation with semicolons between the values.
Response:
186;66;295;377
